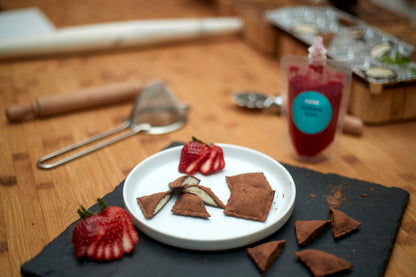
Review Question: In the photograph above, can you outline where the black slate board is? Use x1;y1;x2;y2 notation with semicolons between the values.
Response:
21;143;409;277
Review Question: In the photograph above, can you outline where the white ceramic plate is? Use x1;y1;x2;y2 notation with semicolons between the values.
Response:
123;144;296;251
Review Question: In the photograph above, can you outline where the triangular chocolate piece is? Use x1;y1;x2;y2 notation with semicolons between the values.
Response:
247;240;286;273
294;249;352;277
171;193;210;218
329;207;361;239
183;184;225;208
295;220;330;246
137;190;173;219
168;175;200;190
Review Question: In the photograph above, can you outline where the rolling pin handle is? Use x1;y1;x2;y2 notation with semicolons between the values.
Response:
6;102;38;122
5;81;142;122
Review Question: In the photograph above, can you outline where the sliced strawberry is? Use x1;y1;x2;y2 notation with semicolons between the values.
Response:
178;140;210;175
185;150;210;174
178;137;226;175
220;157;225;169
104;206;138;253
99;207;126;260
212;144;225;170
72;199;139;261
85;222;107;260
199;146;218;175
92;220;120;261
212;144;225;171
95;239;106;261
72;216;100;258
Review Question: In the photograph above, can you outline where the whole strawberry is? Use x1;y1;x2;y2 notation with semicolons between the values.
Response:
72;198;139;261
179;137;225;175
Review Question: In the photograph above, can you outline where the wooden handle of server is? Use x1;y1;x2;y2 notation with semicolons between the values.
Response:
343;114;364;136
6;81;142;122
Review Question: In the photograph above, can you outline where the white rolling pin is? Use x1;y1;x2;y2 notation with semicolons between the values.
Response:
0;17;244;59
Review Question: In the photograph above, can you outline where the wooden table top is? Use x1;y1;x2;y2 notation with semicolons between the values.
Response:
1;1;415;276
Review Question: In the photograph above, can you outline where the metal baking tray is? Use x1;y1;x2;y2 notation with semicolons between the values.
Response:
265;6;416;86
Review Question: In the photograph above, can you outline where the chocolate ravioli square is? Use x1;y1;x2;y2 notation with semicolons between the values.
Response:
226;172;272;192
224;184;275;222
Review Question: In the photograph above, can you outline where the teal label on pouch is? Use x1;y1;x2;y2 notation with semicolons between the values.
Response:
292;91;332;134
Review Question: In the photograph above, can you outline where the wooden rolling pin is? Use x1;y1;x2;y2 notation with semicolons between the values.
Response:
6;81;143;122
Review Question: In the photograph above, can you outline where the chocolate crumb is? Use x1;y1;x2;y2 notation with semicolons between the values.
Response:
324;185;347;207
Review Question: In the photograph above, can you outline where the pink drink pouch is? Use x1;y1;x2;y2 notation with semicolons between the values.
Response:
281;37;352;161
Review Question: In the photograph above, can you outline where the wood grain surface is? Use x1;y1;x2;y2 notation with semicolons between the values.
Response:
0;0;415;276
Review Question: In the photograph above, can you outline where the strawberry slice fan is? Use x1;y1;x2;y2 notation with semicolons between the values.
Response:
72;198;139;261
178;137;225;175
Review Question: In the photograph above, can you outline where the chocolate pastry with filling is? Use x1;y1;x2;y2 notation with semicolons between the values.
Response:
137;190;173;219
168;175;200;190
295;220;330;246
247;239;286;274
225;172;272;192
224;184;275;222
294;249;352;277
171;192;210;218
329;207;361;239
183;184;225;209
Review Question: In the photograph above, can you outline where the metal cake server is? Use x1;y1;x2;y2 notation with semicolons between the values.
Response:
232;91;282;112
232;91;363;136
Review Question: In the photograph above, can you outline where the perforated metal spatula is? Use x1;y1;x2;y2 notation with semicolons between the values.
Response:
38;81;187;169
232;91;363;136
